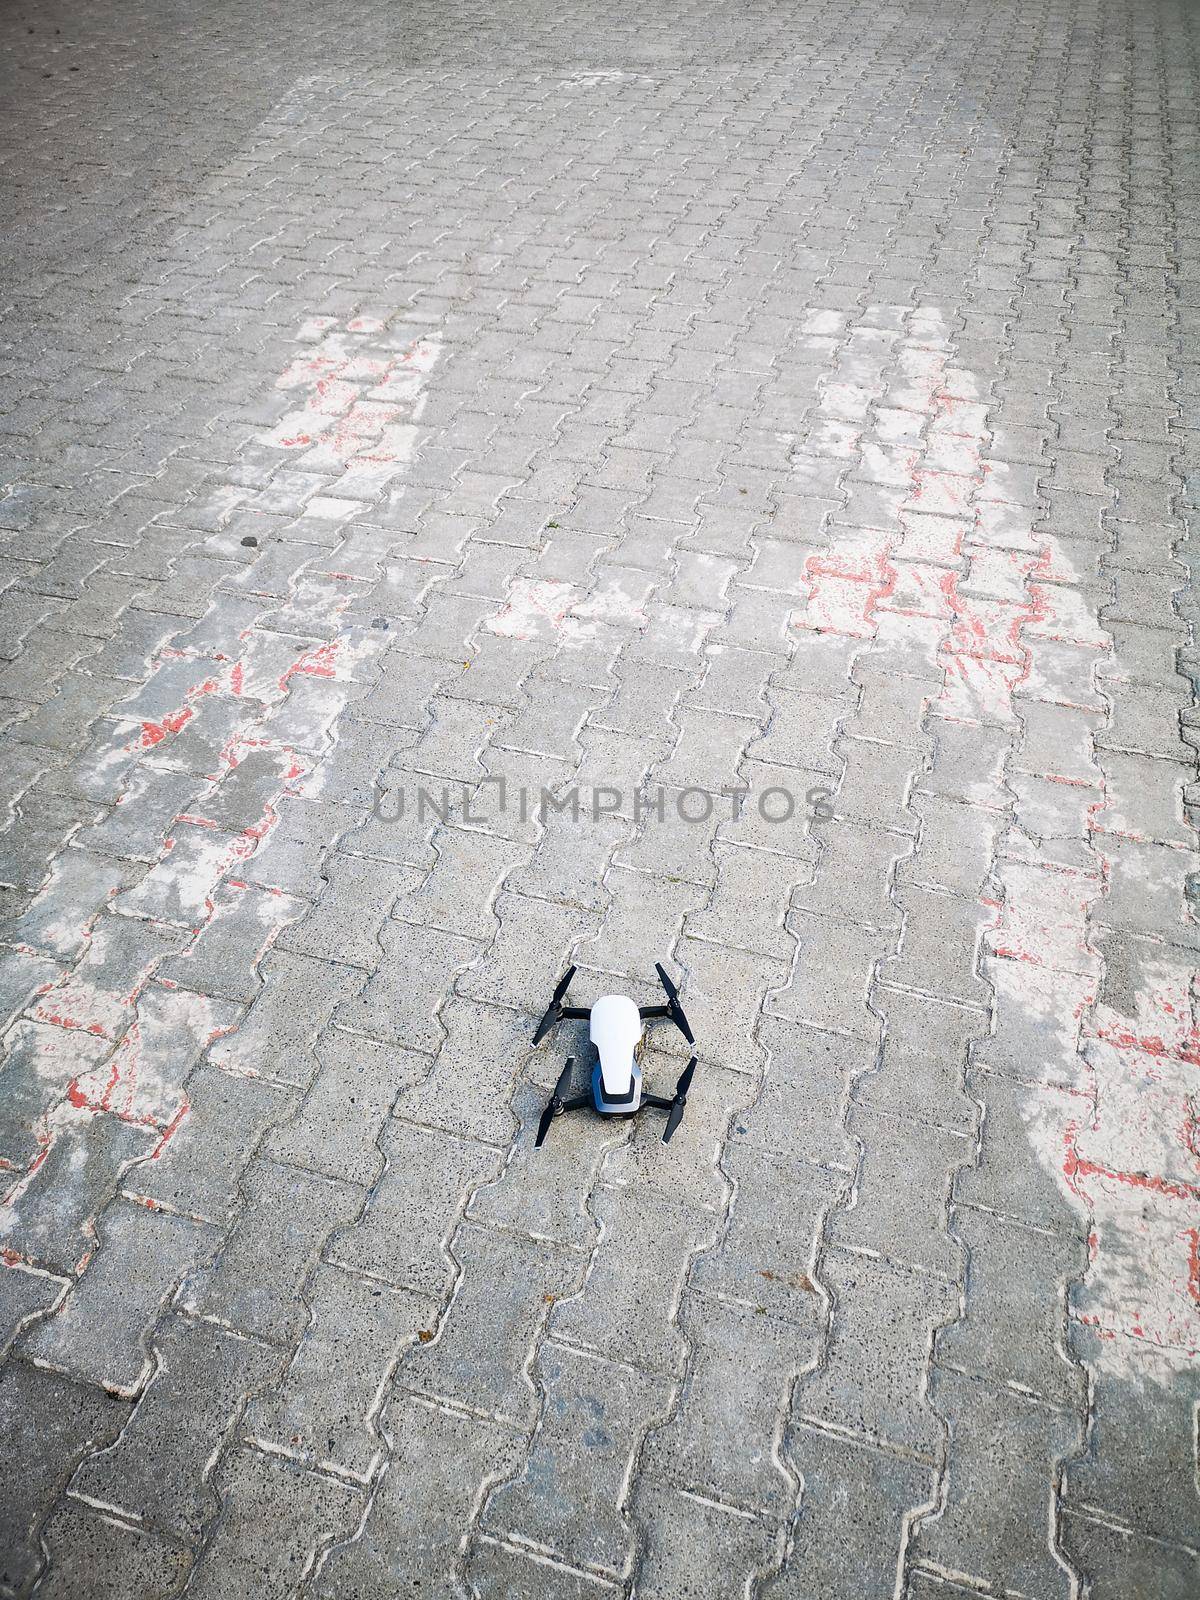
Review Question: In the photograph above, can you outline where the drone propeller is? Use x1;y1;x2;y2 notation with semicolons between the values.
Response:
662;1056;697;1143
654;962;695;1045
533;965;577;1046
535;1058;576;1148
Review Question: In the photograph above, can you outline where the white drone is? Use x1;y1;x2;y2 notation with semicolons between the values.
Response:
532;963;698;1147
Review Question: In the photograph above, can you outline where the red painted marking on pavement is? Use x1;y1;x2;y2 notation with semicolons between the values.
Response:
278;638;341;693
149;1097;189;1159
1064;1123;1200;1206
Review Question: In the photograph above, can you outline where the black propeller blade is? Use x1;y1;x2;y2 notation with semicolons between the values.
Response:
533;964;577;1045
662;1056;697;1143
655;962;694;1045
535;1058;575;1147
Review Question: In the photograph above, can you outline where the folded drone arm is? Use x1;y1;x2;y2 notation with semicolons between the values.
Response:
649;964;694;1045
532;971;595;1041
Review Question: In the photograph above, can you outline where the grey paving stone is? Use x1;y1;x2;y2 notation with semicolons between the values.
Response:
83;764;208;862
313;1395;521;1598
601;1055;751;1208
392;825;530;939
671;937;787;1077
548;1184;716;1377
744;689;843;776
954;1067;1086;1235
658;708;754;793
270;851;396;960
183;1446;361;1600
913;1368;1082;1599
0;1364;131;1595
686;842;796;960
0;787;102;893
25;913;185;1041
482;1341;668;1573
642;1289;815;1518
0;1260;68;1361
0;849;139;960
1095;832;1198;948
1058;1512;1200;1600
792;820;908;931
773;1426;935;1600
938;1206;1086;1408
239;795;359;898
31;1501;192;1600
456;891;599;1015
772;911;885;1041
631;1483;780;1600
1;1114;157;1276
578;866;708;979
688;1146;841;1323
468;1072;631;1248
797;1251;957;1460
129;1062;298;1223
0;1021;113;1171
334;918;478;1052
259;1029;426;1186
854;986;980;1134
156;881;307;1003
832;1104;970;1278
108;822;244;929
24;1197;221;1396
178;1159;364;1344
505;808;628;912
737;1016;865;1165
975;953;1096;1088
79;980;242;1127
390;995;532;1146
882;885;991;1007
899;793;1003;898
245;1263;436;1482
400;1221;581;1427
70;1311;281;1541
1097;748;1192;847
466;1537;622;1600
612;785;722;886
916;716;1011;808
1063;1327;1200;1549
207;949;363;1090
851;667;936;748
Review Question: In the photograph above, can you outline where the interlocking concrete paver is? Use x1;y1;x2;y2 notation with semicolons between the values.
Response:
0;1363;130;1595
31;1501;192;1600
70;1311;281;1541
177;1159;364;1344
23;1198;222;1397
0;0;1197;1592
184;1446;362;1600
479;1340;670;1575
244;1262;436;1482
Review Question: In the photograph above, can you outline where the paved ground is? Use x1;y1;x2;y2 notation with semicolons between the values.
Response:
0;0;1197;1595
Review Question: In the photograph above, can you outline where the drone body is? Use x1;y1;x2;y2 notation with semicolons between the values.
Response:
533;964;697;1146
590;994;644;1113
